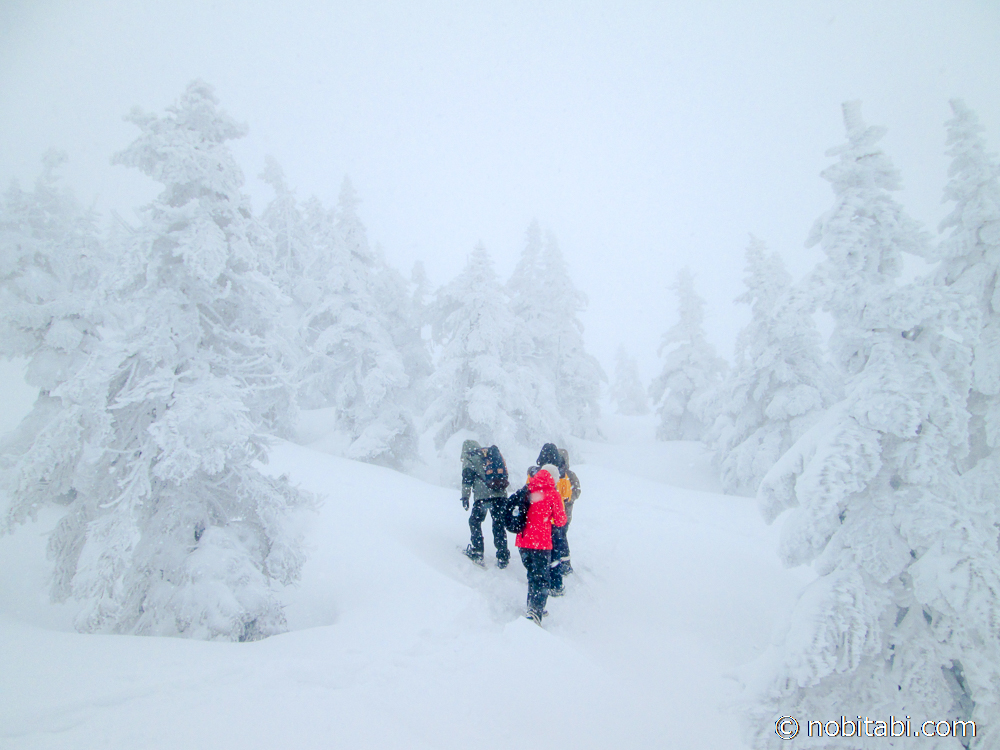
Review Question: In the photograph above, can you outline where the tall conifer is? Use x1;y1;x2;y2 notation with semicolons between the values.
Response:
746;103;999;748
649;267;726;440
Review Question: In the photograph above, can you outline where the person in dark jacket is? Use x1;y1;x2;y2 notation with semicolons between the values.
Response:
460;439;510;567
516;464;568;624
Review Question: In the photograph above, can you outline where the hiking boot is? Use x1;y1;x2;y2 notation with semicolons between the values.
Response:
463;545;484;566
549;585;565;597
524;610;543;625
496;556;509;569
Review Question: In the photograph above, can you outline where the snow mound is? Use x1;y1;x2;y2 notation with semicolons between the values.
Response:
0;437;808;749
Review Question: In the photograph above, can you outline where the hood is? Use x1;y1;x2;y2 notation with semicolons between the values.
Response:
461;440;482;470
536;443;561;468
558;448;571;470
527;466;561;504
528;467;557;493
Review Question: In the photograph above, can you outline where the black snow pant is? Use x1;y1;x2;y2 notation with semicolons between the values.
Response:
519;547;551;616
550;524;568;590
469;499;509;564
561;501;574;572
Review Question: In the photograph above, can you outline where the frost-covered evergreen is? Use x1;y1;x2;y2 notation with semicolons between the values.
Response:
649;268;726;440
0;151;106;396
746;102;1000;749
507;221;605;437
610;346;649;416
428;242;560;449
371;246;433;416
929;100;1000;470
3;81;309;641
0;152;108;529
258;156;317;306
507;219;543;327
708;237;832;495
275;193;332;409
293;179;416;466
539;232;606;436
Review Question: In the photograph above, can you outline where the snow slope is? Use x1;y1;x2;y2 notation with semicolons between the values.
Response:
0;414;811;749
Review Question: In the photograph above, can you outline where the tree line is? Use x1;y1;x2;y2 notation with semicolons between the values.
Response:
0;81;604;641
630;99;998;749
3;79;997;746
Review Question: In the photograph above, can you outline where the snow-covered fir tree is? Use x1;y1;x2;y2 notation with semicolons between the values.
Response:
337;180;415;463
0;151;108;529
504;220;554;434
3;81;309;642
260;159;426;450
610;345;649;416
428;242;561;450
507;221;605;437
258;155;317;305
263;187;333;412
507;218;543;327
649;267;726;440
745;102;1000;749
291;178;416;465
539;231;606;436
0;150;105;392
929;100;1000;472
707;237;833;496
371;246;433;415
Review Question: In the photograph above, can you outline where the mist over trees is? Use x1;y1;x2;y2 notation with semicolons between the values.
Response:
426;241;542;450
0;81;605;640
610;346;649;416
1;78;998;744
649;267;726;441
704;237;833;496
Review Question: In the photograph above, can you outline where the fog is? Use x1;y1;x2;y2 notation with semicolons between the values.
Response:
5;5;1000;744
2;0;998;377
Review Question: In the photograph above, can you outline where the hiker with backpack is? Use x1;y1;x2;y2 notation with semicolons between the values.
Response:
515;463;567;625
460;440;510;568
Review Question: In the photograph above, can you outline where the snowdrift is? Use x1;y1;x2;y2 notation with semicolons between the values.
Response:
0;425;809;749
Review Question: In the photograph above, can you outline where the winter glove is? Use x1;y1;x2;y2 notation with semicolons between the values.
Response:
462;496;469;511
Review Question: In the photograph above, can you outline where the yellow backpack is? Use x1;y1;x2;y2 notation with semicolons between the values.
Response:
556;475;572;502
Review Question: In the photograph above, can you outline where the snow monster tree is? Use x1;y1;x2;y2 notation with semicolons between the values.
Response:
745;102;1000;749
1;81;309;641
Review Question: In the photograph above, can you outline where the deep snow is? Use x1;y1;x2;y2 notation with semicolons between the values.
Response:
0;413;811;749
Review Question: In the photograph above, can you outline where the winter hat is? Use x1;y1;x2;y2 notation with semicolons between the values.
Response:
540;464;560;482
537;443;561;467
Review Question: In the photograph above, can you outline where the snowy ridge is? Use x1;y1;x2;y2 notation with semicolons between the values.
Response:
0;421;808;749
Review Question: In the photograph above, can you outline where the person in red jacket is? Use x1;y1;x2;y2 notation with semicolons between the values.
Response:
516;464;568;624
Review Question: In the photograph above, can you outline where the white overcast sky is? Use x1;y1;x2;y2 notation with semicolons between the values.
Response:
2;0;999;384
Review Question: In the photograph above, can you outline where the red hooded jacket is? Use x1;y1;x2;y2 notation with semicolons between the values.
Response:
515;469;569;550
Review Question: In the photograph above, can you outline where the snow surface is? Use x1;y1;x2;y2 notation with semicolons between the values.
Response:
0;413;812;749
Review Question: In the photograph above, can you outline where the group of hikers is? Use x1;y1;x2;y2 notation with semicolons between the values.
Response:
459;440;581;625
